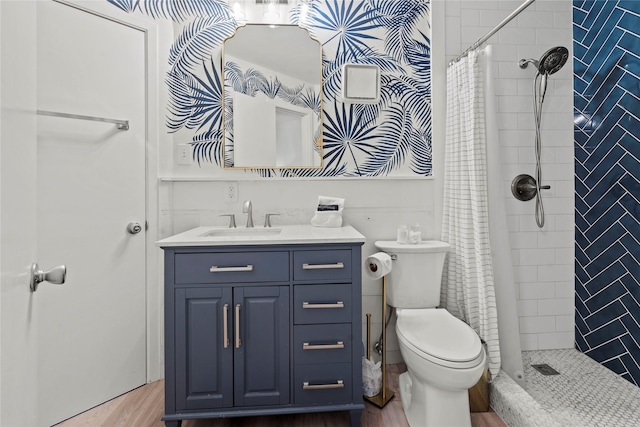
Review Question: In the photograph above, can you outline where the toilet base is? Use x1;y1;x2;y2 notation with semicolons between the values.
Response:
398;371;472;427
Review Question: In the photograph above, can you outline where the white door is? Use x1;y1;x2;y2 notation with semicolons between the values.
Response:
35;1;147;425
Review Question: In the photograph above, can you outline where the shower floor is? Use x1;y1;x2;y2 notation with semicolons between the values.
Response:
522;349;640;426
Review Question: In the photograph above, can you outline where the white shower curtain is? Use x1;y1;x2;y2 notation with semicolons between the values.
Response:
442;50;501;378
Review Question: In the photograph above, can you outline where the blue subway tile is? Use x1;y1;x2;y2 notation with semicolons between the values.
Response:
618;8;640;30
620;294;640;319
585;242;627;280
621;314;640;343
584;28;625;72
576;225;591;248
575;330;589;352
620;273;640;302
583;1;618;46
586;337;627;362
604;357;627;374
619;1;640;14
584;261;626;295
619;116;640;142
585;279;627;311
620;213;640;241
576;244;591;266
585;319;626;347
619;92;640;118
619;193;640;218
620;349;640;385
576;262;592;287
583;147;625;197
584;223;625;259
618;32;640;56
584;186;624;227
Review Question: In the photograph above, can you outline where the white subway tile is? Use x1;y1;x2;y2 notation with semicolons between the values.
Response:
510;232;540;249
537;230;574;248
520;333;539;351
555;315;575;332
538;264;574;283
520;316;556;333
537;298;574;316
538;332;574;350
556;281;574;299
519;248;556;265
498;27;537;45
516;11;556;28
519;282;556;300
555;215;575;231
513;265;538;283
518;300;539;316
555;247;574;264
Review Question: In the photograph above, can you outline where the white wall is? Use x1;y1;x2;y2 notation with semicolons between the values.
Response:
445;0;575;351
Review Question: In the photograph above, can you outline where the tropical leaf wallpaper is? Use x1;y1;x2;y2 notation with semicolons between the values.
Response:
106;0;432;177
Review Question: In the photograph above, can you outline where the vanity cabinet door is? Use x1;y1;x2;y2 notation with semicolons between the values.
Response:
175;287;233;411
233;286;290;407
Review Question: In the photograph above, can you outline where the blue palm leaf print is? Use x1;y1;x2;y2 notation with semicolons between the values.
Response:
366;0;430;64
322;103;378;175
166;58;223;134
358;104;414;176
107;0;135;13
312;0;380;59
134;0;229;21
224;62;267;96
169;15;236;73
191;130;225;166
410;130;432;176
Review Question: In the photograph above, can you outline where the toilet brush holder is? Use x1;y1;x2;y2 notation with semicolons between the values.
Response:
363;275;395;408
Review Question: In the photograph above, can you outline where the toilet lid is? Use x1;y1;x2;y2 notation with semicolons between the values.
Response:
396;309;483;366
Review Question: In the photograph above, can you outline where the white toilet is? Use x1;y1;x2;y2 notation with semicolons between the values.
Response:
375;240;486;427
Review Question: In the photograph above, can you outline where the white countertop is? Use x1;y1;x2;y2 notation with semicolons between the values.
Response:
157;224;366;247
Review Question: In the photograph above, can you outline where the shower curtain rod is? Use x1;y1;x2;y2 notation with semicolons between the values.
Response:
450;0;536;65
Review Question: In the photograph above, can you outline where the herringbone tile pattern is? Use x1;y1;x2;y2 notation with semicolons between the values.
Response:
573;0;640;386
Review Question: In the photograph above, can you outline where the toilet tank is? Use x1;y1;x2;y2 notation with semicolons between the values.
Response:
374;240;450;309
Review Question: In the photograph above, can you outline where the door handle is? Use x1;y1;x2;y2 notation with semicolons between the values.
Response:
126;221;143;234
29;263;66;292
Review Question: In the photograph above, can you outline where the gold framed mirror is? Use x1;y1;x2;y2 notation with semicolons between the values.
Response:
223;24;323;169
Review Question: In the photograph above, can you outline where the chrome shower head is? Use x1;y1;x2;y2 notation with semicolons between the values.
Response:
519;46;569;75
538;46;568;75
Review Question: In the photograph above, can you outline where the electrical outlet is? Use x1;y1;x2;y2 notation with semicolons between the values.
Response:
176;144;192;165
226;181;238;203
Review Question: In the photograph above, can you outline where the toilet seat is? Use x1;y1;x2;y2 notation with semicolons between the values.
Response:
396;308;484;369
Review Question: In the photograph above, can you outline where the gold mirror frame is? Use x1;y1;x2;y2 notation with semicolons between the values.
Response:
222;24;323;170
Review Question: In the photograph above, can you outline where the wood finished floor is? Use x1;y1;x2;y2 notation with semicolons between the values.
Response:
57;364;506;427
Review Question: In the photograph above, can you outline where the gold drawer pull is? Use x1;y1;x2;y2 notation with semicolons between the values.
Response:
302;301;344;309
210;265;253;273
303;380;344;390
303;341;344;350
302;262;344;270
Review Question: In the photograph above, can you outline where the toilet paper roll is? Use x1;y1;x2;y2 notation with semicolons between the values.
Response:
365;252;393;280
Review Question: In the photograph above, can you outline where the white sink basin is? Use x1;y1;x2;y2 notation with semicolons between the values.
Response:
199;227;282;237
157;225;366;247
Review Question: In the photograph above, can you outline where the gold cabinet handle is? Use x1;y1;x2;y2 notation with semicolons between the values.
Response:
302;301;344;309
235;304;241;348
302;380;344;390
303;341;344;350
223;304;229;349
210;265;253;273
302;262;344;270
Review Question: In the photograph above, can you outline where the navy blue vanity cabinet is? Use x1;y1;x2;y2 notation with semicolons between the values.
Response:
161;242;364;427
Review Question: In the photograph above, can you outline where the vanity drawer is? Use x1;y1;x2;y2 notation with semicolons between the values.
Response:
294;324;351;365
174;251;289;284
294;363;352;405
294;284;351;324
293;250;352;282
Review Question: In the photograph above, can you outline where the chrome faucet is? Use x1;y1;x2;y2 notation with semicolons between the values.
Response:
243;200;254;228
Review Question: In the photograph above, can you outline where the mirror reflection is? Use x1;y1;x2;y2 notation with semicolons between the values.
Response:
223;24;323;169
